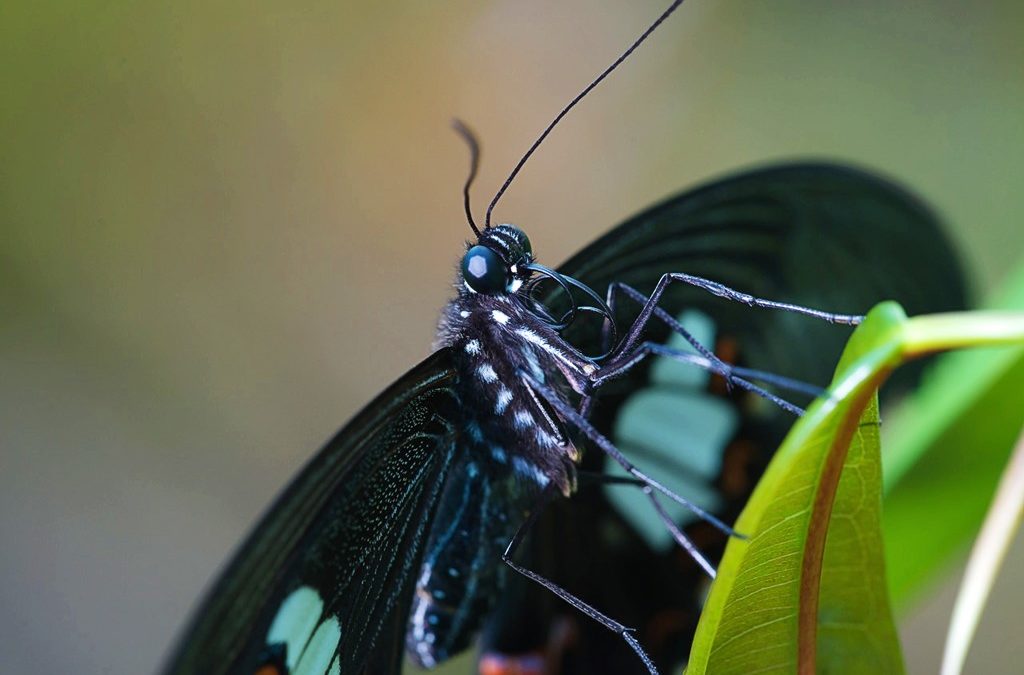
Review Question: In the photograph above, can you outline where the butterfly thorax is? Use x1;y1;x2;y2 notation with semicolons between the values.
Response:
436;289;593;496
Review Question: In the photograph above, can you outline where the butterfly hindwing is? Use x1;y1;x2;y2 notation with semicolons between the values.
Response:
163;350;460;675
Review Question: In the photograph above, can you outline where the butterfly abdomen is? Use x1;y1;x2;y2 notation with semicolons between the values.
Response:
405;289;595;666
438;292;591;495
405;456;524;668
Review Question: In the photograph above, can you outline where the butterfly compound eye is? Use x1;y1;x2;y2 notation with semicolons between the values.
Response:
462;245;509;294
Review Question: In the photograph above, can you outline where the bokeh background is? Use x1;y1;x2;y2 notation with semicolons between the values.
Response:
2;1;1022;673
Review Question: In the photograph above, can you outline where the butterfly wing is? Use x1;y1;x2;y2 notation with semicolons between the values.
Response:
484;162;969;671
163;349;460;675
164;163;969;675
558;161;968;387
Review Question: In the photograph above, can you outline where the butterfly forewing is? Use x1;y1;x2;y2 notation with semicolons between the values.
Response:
163;350;459;675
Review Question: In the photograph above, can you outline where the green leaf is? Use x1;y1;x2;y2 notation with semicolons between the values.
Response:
687;305;1024;674
687;303;907;674
882;264;1024;607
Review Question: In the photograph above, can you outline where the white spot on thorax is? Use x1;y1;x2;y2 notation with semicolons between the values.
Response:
465;339;481;355
459;310;471;318
495;386;513;413
513;408;534;430
515;327;543;346
492;310;510;325
513;456;550;487
477;363;498;382
523;349;544;382
515;327;585;374
535;429;558;448
466;420;484;442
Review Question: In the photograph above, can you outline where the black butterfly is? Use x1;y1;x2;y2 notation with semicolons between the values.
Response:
162;2;968;674
161;160;966;675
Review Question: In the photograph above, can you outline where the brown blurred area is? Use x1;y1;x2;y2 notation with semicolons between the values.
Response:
1;1;1022;673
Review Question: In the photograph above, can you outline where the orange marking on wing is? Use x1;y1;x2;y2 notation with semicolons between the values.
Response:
709;335;740;394
479;652;547;675
720;438;756;498
645;607;690;647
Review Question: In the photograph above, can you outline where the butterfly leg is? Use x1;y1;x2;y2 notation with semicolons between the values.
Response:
501;486;661;675
600;281;828;389
577;279;832;418
529;375;725;576
584;281;732;420
574;471;716;577
607;275;862;363
591;341;812;416
601;280;717;369
525;375;738;539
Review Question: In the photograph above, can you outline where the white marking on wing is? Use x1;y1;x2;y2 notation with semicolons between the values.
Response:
266;586;323;671
292;617;341;675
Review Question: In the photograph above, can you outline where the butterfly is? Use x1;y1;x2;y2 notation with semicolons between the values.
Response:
162;2;968;674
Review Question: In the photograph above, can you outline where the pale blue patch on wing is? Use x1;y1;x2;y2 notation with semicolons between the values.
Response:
649;309;716;388
293;616;341;675
266;585;324;671
607;309;738;551
617;390;734;479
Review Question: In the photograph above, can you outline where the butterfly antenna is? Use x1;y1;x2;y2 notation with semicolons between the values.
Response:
484;0;686;230
452;118;482;237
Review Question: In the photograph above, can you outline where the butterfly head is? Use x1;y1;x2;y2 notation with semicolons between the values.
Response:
461;224;534;295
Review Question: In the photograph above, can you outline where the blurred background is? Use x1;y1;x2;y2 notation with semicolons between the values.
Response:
2;1;1022;673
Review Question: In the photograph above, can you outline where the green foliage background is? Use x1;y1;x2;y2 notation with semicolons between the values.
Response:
1;1;1021;673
